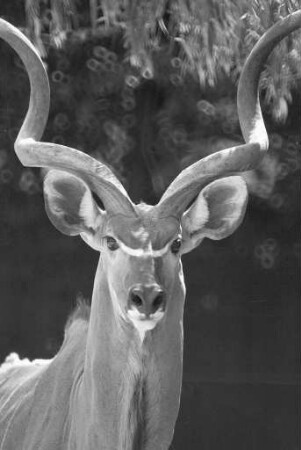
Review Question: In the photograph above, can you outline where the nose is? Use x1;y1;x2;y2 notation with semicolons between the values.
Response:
128;284;166;316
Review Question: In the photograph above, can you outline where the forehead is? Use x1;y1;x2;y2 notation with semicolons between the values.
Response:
105;208;180;250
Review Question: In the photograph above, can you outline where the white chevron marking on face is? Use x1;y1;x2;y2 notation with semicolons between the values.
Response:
119;241;170;258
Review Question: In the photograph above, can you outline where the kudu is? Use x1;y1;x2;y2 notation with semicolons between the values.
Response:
0;11;300;450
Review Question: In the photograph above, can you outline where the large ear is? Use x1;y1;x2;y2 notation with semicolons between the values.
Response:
43;170;104;250
181;176;248;254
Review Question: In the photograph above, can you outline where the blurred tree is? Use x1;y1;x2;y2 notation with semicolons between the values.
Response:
23;0;301;121
25;0;78;56
0;0;300;204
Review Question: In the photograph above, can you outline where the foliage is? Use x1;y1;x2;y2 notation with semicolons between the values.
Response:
23;0;301;121
0;0;300;207
25;0;77;56
241;0;301;122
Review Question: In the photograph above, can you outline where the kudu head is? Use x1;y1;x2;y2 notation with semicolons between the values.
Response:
43;170;248;339
1;12;301;339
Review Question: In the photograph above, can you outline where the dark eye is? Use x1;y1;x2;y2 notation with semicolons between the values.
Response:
106;236;119;251
171;238;182;254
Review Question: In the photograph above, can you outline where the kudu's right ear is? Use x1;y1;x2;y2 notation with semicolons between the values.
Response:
43;170;105;250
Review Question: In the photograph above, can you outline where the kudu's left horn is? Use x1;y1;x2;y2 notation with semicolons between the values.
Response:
155;11;301;218
0;19;136;217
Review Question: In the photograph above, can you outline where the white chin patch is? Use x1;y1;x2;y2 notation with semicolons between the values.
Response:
127;309;165;342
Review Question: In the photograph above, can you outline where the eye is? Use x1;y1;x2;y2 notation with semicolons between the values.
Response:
105;236;119;251
171;237;182;254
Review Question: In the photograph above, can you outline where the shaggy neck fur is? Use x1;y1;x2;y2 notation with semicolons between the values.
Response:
118;340;151;449
69;258;185;450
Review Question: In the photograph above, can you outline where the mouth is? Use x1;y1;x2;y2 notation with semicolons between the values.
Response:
127;308;165;341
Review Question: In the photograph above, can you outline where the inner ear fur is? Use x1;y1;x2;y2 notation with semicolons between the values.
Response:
43;170;103;239
181;176;248;252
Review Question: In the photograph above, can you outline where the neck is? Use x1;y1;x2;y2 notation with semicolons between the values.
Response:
69;259;185;450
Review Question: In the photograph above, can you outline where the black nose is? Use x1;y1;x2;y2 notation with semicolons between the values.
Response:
128;284;166;316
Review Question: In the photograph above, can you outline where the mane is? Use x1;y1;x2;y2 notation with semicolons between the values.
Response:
65;296;91;333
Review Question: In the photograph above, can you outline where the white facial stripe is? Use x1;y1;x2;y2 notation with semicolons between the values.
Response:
119;241;171;257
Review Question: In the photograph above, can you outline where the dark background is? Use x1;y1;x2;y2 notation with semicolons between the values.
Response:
0;3;300;449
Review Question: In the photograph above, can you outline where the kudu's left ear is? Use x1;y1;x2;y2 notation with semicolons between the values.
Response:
43;170;104;250
181;176;248;254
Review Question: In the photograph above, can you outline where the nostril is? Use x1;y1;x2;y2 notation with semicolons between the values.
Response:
152;292;165;311
130;293;143;309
